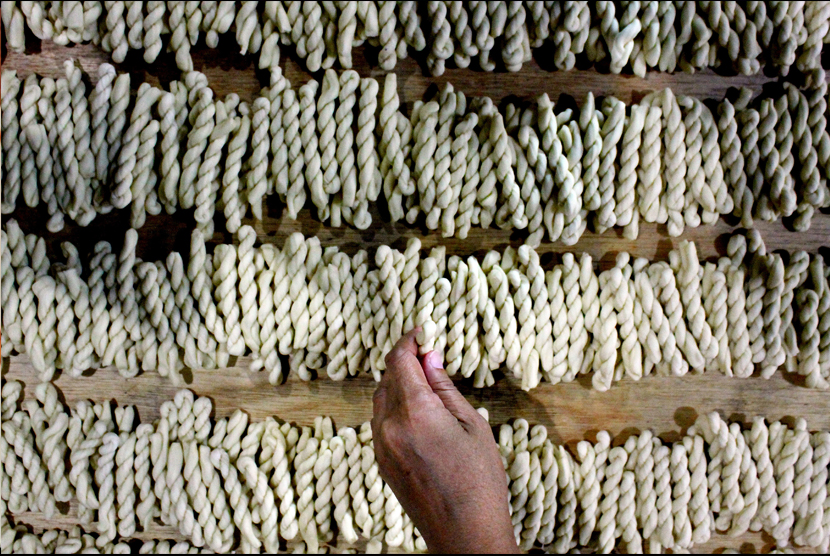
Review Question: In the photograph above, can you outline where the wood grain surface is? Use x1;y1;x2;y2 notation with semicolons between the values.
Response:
2;37;830;554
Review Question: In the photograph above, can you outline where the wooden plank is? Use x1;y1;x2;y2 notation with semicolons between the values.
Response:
4;355;830;448
2;38;829;555
4;354;826;554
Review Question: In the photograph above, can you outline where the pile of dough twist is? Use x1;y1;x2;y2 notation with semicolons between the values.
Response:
4;65;830;242
2;380;828;553
3;221;829;392
4;1;829;77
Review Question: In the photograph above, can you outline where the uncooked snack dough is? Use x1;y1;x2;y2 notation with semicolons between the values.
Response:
4;222;828;395
10;383;819;553
4;65;829;242
22;0;815;76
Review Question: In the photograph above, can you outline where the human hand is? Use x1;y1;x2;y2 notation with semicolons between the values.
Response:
371;329;519;554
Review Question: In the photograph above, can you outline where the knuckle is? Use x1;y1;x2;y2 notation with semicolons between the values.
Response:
372;386;386;406
384;348;402;370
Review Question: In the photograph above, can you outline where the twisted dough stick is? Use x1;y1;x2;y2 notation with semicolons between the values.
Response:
299;81;325;222
305;242;327;370
670;439;693;549
679;96;714;226
95;432;119;544
65;59;94;209
413;100;439;218
376;245;403;360
445;111;477;237
592;267;618;392
660;88;686;237
562;253;587;381
677;241;717;369
721;258;752;378
616;104;646;238
448;0;477;68
379;74;406;221
18;74;42;211
762;253;786;378
614;254;643;382
718;97;747;226
178;86;213;211
246;97;271;221
579;92;602;213
376;1;397;70
428;84;457;230
654;261;704;372
780;251;809;365
699;100;731;220
426;1;453;76
325;254;351;381
336;70;359;218
355;77;379;229
797;287;828;390
502;1;528;72
509;269;540;390
237;226;259;358
594;96;623;231
598;445;625;553
485;259;511;371
638;102;663;224
280;88;304;220
32;275;58;381
576;439;600;546
55;79;82;219
559;120;584;245
414;256;438;355
317;70;340;202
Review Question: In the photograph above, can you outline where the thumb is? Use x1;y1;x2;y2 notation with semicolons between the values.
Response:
422;351;476;422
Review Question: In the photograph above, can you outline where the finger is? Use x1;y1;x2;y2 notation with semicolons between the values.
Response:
421;350;478;422
381;327;434;400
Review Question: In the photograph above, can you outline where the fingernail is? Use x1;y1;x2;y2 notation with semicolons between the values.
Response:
426;351;443;370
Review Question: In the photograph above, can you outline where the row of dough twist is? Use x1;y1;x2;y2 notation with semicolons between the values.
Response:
3;221;829;392
2;381;828;553
4;1;830;77
4;63;830;244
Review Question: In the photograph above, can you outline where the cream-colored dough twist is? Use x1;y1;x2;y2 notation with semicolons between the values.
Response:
699;101;731;219
247;96;271;221
592;267;618;392
559;120;585;244
426;1;452;75
545;267;569;385
580;92;602;212
638;102;663;223
177;86;213;211
654;261;703;372
615;255;643;381
762;253;786;377
598;446;626;553
616;104;646;236
676;241;717;368
509;269;539;390
317;70;340;202
780;250;810;364
435;86;459;222
660;88;686;236
596;96;624;230
223;105;249;233
354;77;379;229
335;70;359;216
562;253;587;381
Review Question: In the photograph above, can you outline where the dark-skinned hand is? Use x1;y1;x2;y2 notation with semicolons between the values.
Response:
371;328;519;554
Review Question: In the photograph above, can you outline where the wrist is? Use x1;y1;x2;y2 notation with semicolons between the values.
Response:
424;503;519;554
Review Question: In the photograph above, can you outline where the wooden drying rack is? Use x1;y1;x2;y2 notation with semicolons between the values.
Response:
2;37;829;553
